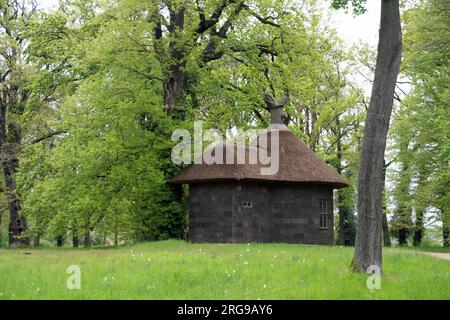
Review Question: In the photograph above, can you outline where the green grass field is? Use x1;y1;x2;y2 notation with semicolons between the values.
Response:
0;240;449;300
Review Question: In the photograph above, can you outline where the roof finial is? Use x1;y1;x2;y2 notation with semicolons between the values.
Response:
263;92;289;124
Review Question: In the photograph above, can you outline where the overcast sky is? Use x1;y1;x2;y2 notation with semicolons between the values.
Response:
329;0;380;47
37;0;381;48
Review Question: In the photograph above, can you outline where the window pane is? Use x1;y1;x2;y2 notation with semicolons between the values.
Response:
320;214;328;228
319;200;329;228
320;200;327;213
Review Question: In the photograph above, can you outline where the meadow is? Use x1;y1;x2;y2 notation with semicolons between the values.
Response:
0;240;449;300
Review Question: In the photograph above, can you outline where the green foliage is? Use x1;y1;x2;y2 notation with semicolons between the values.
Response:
12;0;367;246
0;0;445;252
331;0;368;15
388;0;450;246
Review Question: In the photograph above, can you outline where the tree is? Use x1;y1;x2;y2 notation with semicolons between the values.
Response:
333;0;402;271
0;0;40;246
381;159;391;247
387;0;449;248
16;0;368;247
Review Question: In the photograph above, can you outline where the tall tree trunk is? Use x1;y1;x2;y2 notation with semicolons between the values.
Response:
335;117;355;246
336;125;350;245
72;222;79;247
0;211;2;247
84;227;91;248
56;235;63;247
309;110;318;151
163;5;188;119
398;229;407;246
304;108;310;137
352;0;402;272
443;217;449;248
412;212;423;247
382;160;391;247
338;196;349;246
394;161;411;245
1;89;28;247
413;171;425;247
382;213;391;247
113;219;119;247
114;231;118;247
73;234;79;248
33;235;40;248
5;163;28;247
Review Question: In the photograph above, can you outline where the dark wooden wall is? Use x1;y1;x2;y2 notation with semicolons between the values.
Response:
188;181;334;244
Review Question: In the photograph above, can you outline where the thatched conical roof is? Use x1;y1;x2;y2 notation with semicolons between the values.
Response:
170;123;348;189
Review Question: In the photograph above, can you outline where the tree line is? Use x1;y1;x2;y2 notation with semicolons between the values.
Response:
0;0;448;271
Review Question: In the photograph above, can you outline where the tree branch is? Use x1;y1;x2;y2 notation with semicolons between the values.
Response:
32;130;67;144
242;4;282;28
196;0;237;34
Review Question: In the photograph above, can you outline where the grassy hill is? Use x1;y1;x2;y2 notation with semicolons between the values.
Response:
0;240;448;300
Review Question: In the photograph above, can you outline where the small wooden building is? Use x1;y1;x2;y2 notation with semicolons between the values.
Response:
171;96;348;245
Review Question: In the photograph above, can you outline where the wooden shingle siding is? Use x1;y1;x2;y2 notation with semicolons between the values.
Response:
188;182;334;245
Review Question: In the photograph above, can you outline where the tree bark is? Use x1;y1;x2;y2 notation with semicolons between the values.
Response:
352;0;402;272
413;172;426;247
84;227;91;248
114;230;118;247
338;199;349;246
443;218;449;248
398;229;407;246
163;6;188;119
0;2;35;247
5;164;28;246
33;235;40;248
382;160;391;247
73;237;79;248
72;223;79;247
394;161;411;245
1;108;28;246
336;127;349;245
0;211;2;247
412;215;423;246
56;235;64;247
382;213;391;247
335;117;355;246
309;110;318;151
